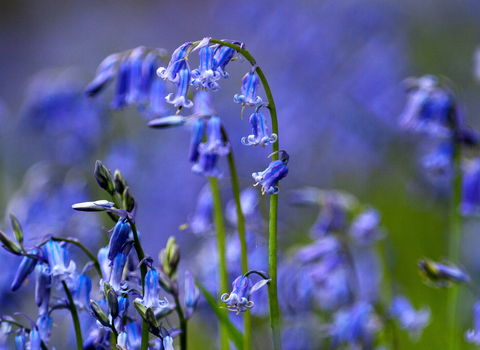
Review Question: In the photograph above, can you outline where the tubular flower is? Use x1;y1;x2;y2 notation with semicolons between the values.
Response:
84;53;121;97
461;158;480;216
35;263;52;315
466;301;480;344
252;151;289;195
126;46;147;105
110;55;130;109
109;252;127;292
157;42;192;82
234;72;263;107
184;270;200;319
221;275;254;314
165;60;193;109
107;219;131;263
241;112;277;147
191;46;221;91
188;119;206;163
213;44;237;78
135;269;169;309
11;248;40;292
44;239;76;282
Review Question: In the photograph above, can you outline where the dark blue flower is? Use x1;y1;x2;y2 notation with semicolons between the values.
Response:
157;42;192;82
191;46;221;91
252;152;289;195
107;219;131;263
242;112;277;147
110;55;130;109
85;53;121;97
213;44;237;78
234;72;263;107
11;248;40;292
109;252;127;292
165;60;193;109
35;263;52;315
188;119;206;163
74;273;92;311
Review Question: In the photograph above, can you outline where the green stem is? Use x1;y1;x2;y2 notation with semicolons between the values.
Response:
111;328;118;347
447;138;462;350
220;126;251;350
51;237;102;277
210;38;282;350
174;296;188;350
62;280;83;350
209;177;229;350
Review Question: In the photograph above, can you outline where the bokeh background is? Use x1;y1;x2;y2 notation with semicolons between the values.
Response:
1;0;480;349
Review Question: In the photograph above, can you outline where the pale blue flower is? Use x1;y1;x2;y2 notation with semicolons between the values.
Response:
157;42;192;82
466;301;480;344
242;112;277;147
390;295;430;341
44;239;76;282
234;72;263;107
165;60;193;109
191;46;221;91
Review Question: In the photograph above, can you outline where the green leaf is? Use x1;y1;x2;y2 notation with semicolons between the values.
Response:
195;278;244;350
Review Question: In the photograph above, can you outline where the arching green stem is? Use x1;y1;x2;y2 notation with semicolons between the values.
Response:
210;38;283;350
62;280;83;350
220;125;251;350
174;295;188;350
209;177;229;350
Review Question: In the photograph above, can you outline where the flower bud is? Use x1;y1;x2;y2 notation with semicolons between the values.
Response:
94;160;116;195
71;200;114;212
0;229;22;255
148;116;187;129
91;300;110;327
146;307;160;336
114;170;127;195
160;236;180;277
133;300;147;322
123;187;135;213
107;289;119;319
158;269;177;295
10;214;23;247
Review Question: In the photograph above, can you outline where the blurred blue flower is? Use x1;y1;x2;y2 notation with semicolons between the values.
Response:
461;158;480;216
390;295;430;341
188;183;213;236
225;187;262;229
349;208;385;246
466;301;480;344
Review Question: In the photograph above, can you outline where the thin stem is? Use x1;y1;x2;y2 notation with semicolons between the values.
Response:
447;138;462;350
62;280;83;350
174;295;188;350
220;125;251;350
111;328;118;347
51;237;102;277
209;177;229;350
210;38;282;350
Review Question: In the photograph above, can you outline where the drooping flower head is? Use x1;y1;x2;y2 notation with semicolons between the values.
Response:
165;60;193;109
35;263;52;316
252;151;289;195
188;119;206;163
399;75;456;137
44;239;76;282
234;72;263;107
11;247;40;292
136;269;169;309
108;219;131;264
466;300;480;344
36;315;53;345
157;42;192;82
85;53;121;97
191;46;221;91
221;273;269;314
213;44;238;78
110;55;130;109
242;112;277;147
109;252;127;292
390;295;430;341
126;46;147;105
188;183;213;235
184;270;200;319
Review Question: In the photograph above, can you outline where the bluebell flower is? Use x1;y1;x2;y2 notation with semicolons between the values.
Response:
309;262;351;312
192;117;230;178
242;112;277;147
116;332;128;350
29;329;41;350
118;296;130;317
74;273;92;311
461;158;480;216
126;322;141;350
234;72;263;107
422;141;453;180
140;79;169;120
278;262;314;315
35;263;52;315
44;239;76;282
352;247;382;304
188;119;206;163
11;248;40;291
85;53;121;97
193;90;215;117
0;323;12;348
184;270;199;319
252;151;289;195
98;246;112;282
399;75;455;137
136;269;169;309
109;252;127;292
213;44;237;78
418;258;470;287
163;335;175;350
165;60;193;109
390;295;430;341
295;236;341;264
36;315;53;345
157;42;192;82
466;300;480;344
221;275;269;314
83;325;107;350
15;331;26;350
329;302;379;349
191;46;221;91
108;219;131;263
110;55;130;109
126;46;147;105
349;209;385;246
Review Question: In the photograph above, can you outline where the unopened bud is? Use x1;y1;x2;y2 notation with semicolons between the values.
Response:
160;236;180;277
0;229;22;255
114;170;127;195
133;300;147;322
94;160;116;195
91;300;110;327
107;289;119;319
123;187;135;213
10;214;23;247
